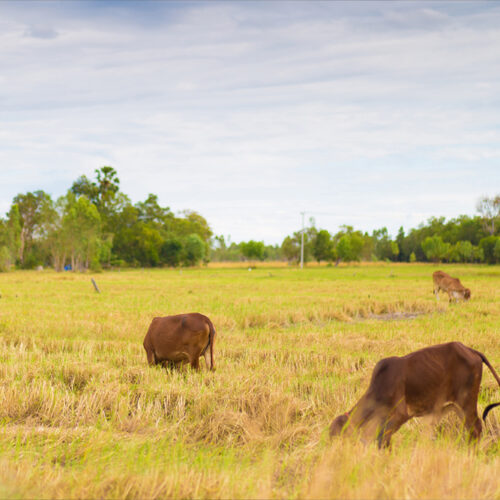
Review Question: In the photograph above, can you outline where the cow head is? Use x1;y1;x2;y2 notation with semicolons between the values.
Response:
329;412;350;437
464;288;471;300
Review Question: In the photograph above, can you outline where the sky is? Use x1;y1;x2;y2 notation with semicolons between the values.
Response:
1;1;499;244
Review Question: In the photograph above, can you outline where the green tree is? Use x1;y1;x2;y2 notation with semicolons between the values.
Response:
476;195;500;235
183;233;206;266
65;193;102;271
312;229;335;262
134;225;163;266
171;210;212;244
494;238;500;262
0;204;22;269
396;227;407;261
13;190;55;266
479;235;500;264
135;194;172;226
161;238;183;267
71;166;123;231
281;235;300;263
473;245;484;263
372;227;399;261
421;235;450;263
45;199;71;272
280;223;316;264
210;235;245;262
336;233;364;262
455;240;474;262
240;240;265;261
0;246;11;272
45;192;102;271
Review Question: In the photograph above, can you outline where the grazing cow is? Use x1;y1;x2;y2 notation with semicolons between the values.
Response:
433;270;471;302
330;342;500;448
143;313;216;371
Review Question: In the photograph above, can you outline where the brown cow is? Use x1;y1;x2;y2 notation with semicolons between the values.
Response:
433;270;471;302
330;342;500;448
143;313;216;371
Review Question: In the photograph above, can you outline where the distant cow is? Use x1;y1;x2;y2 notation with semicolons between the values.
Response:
330;342;500;448
143;313;216;371
433;270;471;302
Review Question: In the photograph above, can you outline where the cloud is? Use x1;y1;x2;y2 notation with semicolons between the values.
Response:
24;24;58;39
0;1;499;242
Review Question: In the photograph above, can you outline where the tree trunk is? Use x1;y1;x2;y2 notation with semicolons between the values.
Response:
18;226;26;264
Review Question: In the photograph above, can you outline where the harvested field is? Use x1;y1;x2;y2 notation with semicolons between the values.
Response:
0;263;498;499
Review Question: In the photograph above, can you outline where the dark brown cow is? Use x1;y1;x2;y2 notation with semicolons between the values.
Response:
143;313;216;371
433;270;471;302
330;342;500;448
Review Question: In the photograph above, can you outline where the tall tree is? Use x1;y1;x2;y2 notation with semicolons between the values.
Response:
479;235;500;264
336;233;364;262
71;166;122;230
477;195;500;235
171;210;212;244
421;235;450;263
0;206;21;271
50;192;102;271
12;190;54;265
312;229;335;262
183;234;206;266
240;240;265;261
135;194;172;226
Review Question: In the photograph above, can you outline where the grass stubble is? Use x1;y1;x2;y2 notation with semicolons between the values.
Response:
0;264;498;499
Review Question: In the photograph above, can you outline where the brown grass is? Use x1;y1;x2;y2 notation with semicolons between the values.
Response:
0;264;498;498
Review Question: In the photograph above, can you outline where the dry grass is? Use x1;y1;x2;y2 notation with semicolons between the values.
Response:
0;264;498;498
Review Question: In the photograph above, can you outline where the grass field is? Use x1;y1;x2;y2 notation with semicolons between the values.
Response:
0;263;499;499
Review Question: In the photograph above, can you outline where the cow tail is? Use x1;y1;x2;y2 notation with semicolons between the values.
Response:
207;318;216;371
471;349;500;421
483;403;500;421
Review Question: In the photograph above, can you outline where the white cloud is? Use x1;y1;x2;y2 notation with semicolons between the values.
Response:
0;1;499;242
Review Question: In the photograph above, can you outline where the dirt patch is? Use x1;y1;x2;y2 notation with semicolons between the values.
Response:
365;311;426;321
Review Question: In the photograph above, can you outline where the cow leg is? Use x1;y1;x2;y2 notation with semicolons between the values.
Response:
461;404;482;442
190;356;200;371
145;348;156;366
377;413;409;449
161;359;176;370
434;286;440;301
465;412;482;442
203;348;213;370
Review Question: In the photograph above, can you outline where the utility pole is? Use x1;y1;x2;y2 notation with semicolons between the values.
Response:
300;211;305;269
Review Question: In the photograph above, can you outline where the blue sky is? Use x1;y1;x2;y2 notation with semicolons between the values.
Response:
1;1;499;243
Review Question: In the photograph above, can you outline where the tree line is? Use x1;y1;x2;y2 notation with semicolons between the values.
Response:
0;167;212;271
213;197;500;265
0;167;498;271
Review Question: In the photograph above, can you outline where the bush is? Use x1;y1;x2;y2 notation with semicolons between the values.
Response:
21;252;42;270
